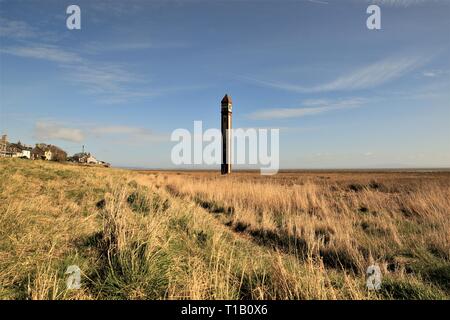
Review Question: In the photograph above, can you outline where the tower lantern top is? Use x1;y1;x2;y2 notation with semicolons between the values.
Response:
221;94;232;112
221;94;232;105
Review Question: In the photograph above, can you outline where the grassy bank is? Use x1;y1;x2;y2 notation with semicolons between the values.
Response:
0;158;449;299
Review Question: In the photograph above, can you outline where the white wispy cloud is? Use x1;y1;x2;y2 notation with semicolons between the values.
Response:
314;55;426;91
34;121;168;144
423;71;437;77
1;44;144;103
60;62;142;94
34;121;85;143
242;55;428;93
367;0;445;7
422;69;449;78
0;45;82;63
62;61;206;104
82;40;188;54
91;126;168;142
0;17;203;104
0;17;60;41
1;42;204;104
248;98;365;120
0;17;37;39
306;0;329;4
91;126;144;135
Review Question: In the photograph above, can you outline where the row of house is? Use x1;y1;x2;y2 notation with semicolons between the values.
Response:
0;138;33;159
0;134;110;167
1;135;66;161
1;135;46;159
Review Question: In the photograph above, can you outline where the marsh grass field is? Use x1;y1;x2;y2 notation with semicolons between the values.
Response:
0;158;449;300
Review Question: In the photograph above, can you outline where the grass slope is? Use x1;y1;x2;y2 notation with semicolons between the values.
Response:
0;159;448;299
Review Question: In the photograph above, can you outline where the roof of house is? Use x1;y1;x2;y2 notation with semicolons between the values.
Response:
31;146;45;155
72;152;89;159
8;143;31;152
32;144;50;154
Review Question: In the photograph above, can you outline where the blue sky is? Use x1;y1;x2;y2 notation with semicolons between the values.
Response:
0;0;449;168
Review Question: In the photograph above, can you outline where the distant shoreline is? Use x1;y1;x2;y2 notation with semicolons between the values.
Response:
121;167;450;173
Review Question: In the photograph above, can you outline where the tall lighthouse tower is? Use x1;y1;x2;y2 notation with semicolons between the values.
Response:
221;94;232;175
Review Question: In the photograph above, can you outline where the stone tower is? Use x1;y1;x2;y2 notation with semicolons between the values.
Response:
221;94;232;175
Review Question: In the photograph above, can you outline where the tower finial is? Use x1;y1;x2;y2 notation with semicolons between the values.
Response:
221;94;232;105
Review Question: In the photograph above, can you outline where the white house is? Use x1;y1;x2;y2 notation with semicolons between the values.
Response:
7;142;32;159
86;154;98;164
21;149;31;159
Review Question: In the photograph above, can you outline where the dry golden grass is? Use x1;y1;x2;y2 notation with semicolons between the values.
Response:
162;171;450;263
1;159;449;300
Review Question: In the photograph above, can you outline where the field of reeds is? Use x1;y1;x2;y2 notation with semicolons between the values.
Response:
1;158;449;300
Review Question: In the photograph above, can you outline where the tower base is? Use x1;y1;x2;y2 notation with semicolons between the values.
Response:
221;164;231;175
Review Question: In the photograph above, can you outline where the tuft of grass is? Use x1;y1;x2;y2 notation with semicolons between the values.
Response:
380;277;448;300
